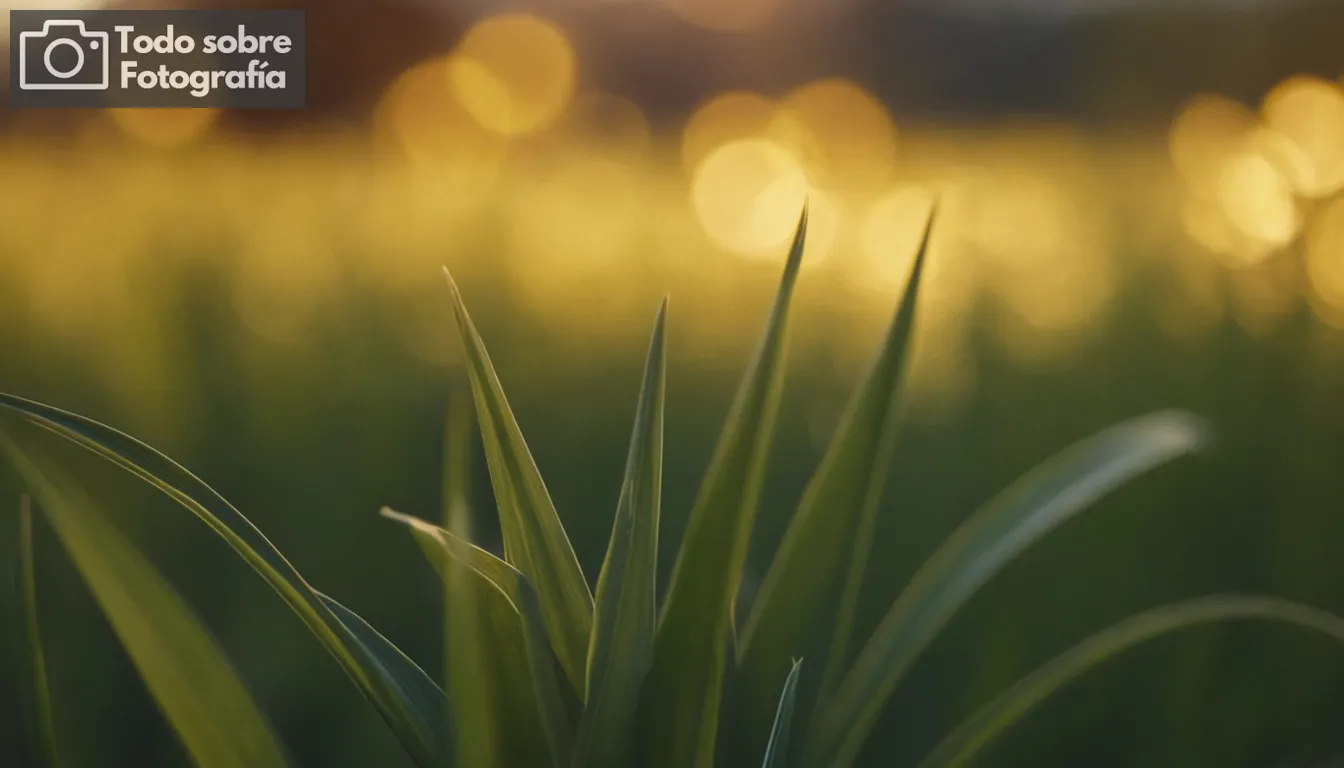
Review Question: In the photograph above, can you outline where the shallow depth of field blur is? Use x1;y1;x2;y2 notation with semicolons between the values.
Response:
3;0;1344;766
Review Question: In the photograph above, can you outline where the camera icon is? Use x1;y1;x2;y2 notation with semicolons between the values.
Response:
18;20;110;91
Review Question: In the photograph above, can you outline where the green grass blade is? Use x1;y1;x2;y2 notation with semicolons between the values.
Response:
443;268;594;694
918;596;1344;768
0;395;450;766
18;495;61;768
810;410;1207;768
574;300;667;768
640;206;809;768
384;509;576;767
737;208;934;757
6;442;289;768
438;391;498;768
761;659;803;768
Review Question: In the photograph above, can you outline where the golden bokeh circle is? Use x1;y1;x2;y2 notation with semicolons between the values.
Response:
681;91;777;172
1262;75;1344;198
1169;94;1256;200
775;78;897;193
691;138;808;255
448;14;577;137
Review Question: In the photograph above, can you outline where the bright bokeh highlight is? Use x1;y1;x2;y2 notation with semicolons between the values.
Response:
448;14;577;137
1261;75;1344;199
691;138;809;255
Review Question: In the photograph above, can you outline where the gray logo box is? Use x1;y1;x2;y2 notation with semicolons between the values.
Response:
8;10;305;108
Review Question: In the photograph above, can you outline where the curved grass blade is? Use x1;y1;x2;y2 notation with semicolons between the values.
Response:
574;300;667;768
919;596;1344;768
640;206;809;768
761;659;803;768
19;495;61;768
6;442;289;768
810;410;1208;768
737;207;934;757
443;268;593;694
384;509;575;767
0;395;450;766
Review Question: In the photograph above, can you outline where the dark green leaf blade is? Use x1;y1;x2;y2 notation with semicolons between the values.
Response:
761;659;803;768
384;509;576;767
919;596;1344;768
809;411;1208;768
443;268;594;693
314;592;453;762
641;207;809;768
574;299;668;768
6;441;289;768
737;208;934;757
0;395;450;766
18;495;60;768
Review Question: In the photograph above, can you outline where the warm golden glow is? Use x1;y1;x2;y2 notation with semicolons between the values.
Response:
1306;197;1344;326
106;108;221;148
1169;94;1256;201
1261;75;1344;199
447;14;576;137
859;186;934;286
775;78;897;194
681;91;778;172
691;138;809;256
1216;149;1300;257
667;0;781;32
373;56;508;203
556;91;653;161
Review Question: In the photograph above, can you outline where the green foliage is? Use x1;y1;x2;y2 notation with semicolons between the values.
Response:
0;395;451;766
7;203;1344;768
18;496;60;768
4;439;288;768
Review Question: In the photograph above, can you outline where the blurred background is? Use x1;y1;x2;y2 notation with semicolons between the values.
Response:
3;0;1344;765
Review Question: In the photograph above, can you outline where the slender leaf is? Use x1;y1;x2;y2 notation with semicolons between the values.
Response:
313;592;452;762
384;509;576;767
0;395;450;766
919;596;1344;768
640;206;809;768
439;390;498;768
808;410;1208;768
737;208;934;757
18;495;60;768
574;299;668;768
761;660;804;768
443;268;594;693
6;441;289;768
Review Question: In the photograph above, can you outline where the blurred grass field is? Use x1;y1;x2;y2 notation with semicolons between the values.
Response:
4;9;1344;767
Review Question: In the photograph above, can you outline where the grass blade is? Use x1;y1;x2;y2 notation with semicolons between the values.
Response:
18;495;61;768
574;300;668;768
384;509;576;767
737;208;934;757
640;206;809;768
443;268;594;694
810;410;1208;768
438;390;498;768
6;441;289;768
761;659;803;768
919;596;1344;767
0;395;450;766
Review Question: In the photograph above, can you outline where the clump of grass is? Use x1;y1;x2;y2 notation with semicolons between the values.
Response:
7;206;1344;768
